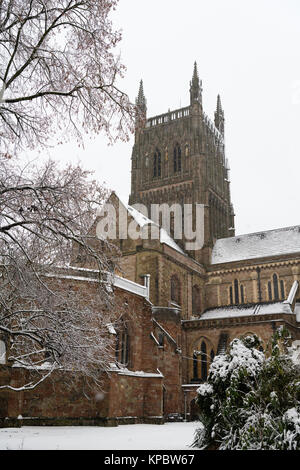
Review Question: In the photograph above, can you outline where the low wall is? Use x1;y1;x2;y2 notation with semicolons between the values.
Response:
0;367;164;427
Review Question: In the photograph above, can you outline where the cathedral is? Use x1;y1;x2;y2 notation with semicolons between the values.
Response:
1;63;300;425
106;61;300;418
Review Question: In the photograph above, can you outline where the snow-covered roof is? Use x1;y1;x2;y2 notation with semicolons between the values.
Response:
199;301;293;321
120;198;185;255
44;269;149;299
212;225;300;264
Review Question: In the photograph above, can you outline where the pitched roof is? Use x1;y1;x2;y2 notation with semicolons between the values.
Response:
199;301;293;321
121;198;185;255
211;225;300;264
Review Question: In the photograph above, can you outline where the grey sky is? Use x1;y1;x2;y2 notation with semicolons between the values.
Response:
49;0;300;236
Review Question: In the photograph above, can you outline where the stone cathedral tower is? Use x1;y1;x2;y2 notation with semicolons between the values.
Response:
129;63;235;265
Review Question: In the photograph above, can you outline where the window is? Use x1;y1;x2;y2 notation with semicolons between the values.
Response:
234;279;239;304
153;149;161;178
193;352;198;380
170;275;180;305
116;321;130;367
268;273;284;301
200;341;207;381
240;285;245;304
268;281;272;301
273;273;279;300
192;339;215;382
120;328;130;365
153;153;157;177
229;286;233;305
173;143;181;173
229;279;246;305
280;280;285;299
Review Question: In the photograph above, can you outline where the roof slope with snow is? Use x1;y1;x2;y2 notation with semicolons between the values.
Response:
212;225;300;264
124;201;185;255
199;301;293;321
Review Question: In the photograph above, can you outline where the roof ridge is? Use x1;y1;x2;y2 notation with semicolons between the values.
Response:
216;224;300;242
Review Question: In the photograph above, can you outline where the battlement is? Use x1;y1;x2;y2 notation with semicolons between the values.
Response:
145;106;190;128
144;105;223;143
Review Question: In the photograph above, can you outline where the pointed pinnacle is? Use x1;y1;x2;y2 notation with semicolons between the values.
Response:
192;61;199;82
138;79;144;98
216;94;222;112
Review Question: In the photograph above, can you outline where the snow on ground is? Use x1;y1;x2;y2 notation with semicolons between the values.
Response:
0;421;199;450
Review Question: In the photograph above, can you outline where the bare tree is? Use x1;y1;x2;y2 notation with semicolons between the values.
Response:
0;0;135;155
0;155;122;391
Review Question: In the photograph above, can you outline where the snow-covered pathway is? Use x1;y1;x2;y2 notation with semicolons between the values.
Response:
0;421;198;450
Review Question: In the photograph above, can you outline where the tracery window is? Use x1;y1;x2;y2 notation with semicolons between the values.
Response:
115;321;130;367
153;149;161;178
229;279;246;305
268;273;285;301
192;339;215;382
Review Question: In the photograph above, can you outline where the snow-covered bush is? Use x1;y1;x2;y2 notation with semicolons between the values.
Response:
192;329;300;450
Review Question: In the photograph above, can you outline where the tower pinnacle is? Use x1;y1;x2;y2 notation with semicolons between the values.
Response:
214;94;225;136
189;61;202;105
135;80;147;121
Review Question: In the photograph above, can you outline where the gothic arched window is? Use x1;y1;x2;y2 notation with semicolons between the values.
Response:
192;285;201;314
153;149;161;178
268;281;272;301
240;284;245;304
229;286;233;305
201;341;207;381
273;273;279;301
115;321;130;367
153;153;157;177
268;274;284;301
170;275;180;305
121;327;130;366
229;280;246;305
173;143;181;173
234;279;239;304
191;339;214;383
193;351;198;380
280;280;285;299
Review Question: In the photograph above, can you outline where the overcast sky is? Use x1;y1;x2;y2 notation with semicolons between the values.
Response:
47;0;300;237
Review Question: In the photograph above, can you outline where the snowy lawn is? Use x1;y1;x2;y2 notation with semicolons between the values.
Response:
0;421;199;450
